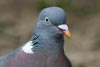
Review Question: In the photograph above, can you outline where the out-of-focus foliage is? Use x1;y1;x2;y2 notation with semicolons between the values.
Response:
37;0;100;16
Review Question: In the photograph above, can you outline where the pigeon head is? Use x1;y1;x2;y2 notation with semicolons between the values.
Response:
36;7;71;39
38;7;66;26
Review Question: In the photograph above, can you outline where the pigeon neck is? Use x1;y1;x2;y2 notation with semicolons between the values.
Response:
22;31;64;54
36;31;64;54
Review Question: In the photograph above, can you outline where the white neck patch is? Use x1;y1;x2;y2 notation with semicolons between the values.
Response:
22;41;34;54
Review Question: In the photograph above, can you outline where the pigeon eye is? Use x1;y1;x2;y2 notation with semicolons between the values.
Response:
44;17;49;22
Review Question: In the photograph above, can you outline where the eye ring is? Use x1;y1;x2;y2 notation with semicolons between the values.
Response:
44;17;49;22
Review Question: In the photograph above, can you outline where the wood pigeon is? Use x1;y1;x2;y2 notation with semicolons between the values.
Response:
0;7;72;67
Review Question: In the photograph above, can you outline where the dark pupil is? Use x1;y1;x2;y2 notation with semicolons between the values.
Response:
46;19;48;21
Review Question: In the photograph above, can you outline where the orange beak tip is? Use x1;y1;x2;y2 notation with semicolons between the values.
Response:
64;30;71;39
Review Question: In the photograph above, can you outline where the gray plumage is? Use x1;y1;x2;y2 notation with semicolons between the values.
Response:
0;7;72;67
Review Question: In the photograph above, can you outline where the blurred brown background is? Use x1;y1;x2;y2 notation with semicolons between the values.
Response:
0;0;100;67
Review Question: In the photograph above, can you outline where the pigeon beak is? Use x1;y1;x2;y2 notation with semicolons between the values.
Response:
63;30;71;39
58;24;71;39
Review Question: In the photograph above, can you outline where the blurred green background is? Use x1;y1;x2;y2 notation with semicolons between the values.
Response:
0;0;100;67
